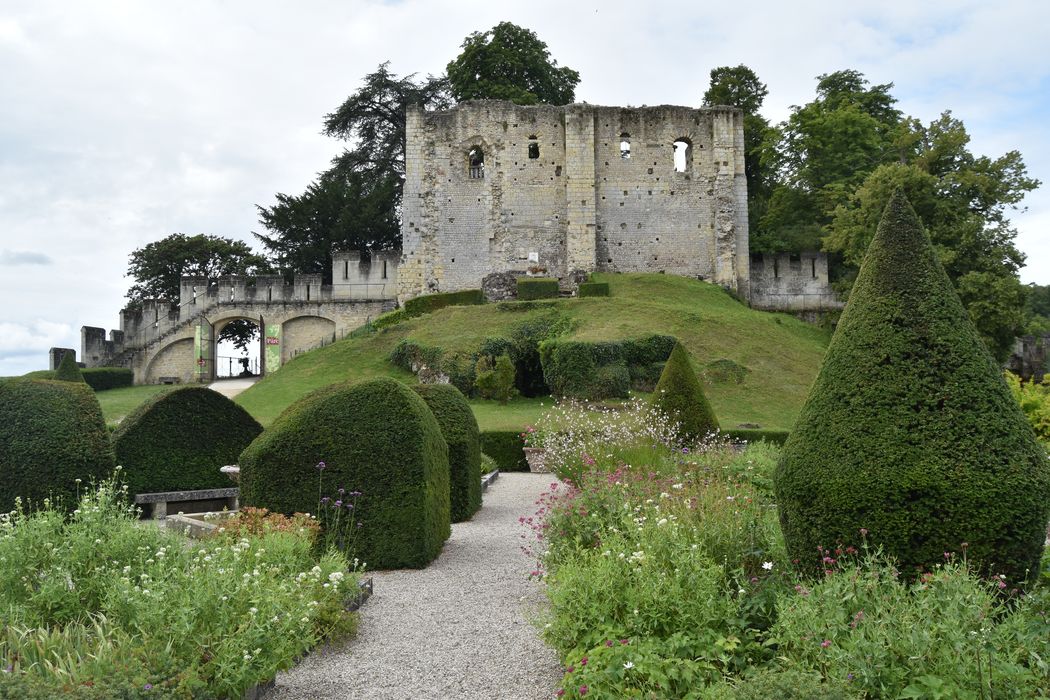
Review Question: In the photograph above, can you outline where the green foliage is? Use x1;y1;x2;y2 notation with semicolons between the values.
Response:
81;368;134;391
125;233;270;305
775;191;1050;586
0;379;115;513
701;358;750;385
53;352;84;383
412;384;482;522
771;556;1050;697
446;22;580;106
0;478;356;698
257;62;451;282
111;387;262;496
479;452;497;475
474;353;516;404
403;289;485;317
478;431;528;472
1005;371;1050;444
727;669;860;700
652;344;719;442
495;299;562;312
517;277;560;300
723;428;789;445
371;307;407;330
539;339;629;400
239;378;450;569
577;282;609;298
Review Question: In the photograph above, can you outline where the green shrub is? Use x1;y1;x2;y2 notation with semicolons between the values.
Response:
496;299;562;312
517;277;560;300
1005;371;1050;444
82;368;134;391
371;307;408;329
577;281;610;297
628;362;665;392
412;384;482;523
723;428;789;446
403;289;484;317
0;379;115;513
53;352;85;383
539;339;629;400
480;452;497;475
475;353;516;404
239;378;450;569
775;190;1050;585
111;387;263;496
651;343;719;442
621;334;677;366
727;669;860;700
479;431;528;472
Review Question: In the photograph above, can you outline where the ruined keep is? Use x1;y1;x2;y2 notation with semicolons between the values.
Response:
399;101;751;300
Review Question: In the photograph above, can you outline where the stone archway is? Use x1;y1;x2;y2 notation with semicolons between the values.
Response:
212;315;263;379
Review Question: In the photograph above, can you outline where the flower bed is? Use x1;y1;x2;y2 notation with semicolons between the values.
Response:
528;404;1050;698
0;477;360;698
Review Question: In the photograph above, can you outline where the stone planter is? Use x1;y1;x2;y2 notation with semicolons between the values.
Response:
523;447;548;473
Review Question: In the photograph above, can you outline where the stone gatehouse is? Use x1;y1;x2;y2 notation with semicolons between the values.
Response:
399;100;751;301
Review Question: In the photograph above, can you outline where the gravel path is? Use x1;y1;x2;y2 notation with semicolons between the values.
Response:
267;472;563;700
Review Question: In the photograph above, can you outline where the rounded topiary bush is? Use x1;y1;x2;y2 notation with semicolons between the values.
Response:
775;190;1050;586
413;384;482;522
112;386;262;496
0;379;115;512
239;377;450;569
651;343;719;442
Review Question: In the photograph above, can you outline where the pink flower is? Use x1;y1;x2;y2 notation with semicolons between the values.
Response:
579;686;589;696
821;639;832;648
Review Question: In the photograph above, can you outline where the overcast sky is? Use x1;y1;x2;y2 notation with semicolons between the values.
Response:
1;0;1047;376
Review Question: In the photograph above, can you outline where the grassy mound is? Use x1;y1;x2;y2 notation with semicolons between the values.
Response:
112;386;263;496
0;379;115;512
235;274;831;431
775;191;1050;585
239;378;450;569
413;384;482;522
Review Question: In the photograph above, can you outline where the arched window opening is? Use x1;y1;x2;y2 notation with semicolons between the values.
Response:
528;136;540;159
620;132;631;159
468;146;485;179
673;139;692;172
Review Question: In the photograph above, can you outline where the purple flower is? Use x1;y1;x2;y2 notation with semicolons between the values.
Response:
321;497;330;504
579;685;589;696
346;503;354;510
316;461;326;471
334;500;343;507
338;487;345;495
144;684;153;690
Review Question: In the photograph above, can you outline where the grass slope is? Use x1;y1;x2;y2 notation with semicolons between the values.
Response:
234;274;830;432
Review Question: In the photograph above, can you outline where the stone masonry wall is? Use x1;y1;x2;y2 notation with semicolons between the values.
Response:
400;101;749;301
749;252;844;312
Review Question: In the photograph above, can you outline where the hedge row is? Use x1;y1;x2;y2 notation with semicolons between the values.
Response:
517;278;559;300
577;282;610;297
403;289;485;317
412;384;482;522
23;367;136;392
112;387;262;497
479;431;528;472
723;428;790;445
0;379;116;513
539;334;677;400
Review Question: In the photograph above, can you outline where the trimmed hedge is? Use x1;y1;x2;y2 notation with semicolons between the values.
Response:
112;387;262;496
539;335;676;399
517;277;560;300
83;368;134;391
652;343;720;442
0;379;116;512
240;378;450;569
775;190;1050;586
577;281;610;297
479;431;528;472
724;428;789;445
496;299;562;312
54;352;85;383
413;384;482;522
403;289;485;317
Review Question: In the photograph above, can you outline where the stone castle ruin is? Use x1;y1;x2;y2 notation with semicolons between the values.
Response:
77;100;838;384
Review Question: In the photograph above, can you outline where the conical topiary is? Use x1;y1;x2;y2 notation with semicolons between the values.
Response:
651;342;719;443
54;352;85;383
775;190;1050;585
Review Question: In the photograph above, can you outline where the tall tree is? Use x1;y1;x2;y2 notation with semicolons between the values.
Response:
703;65;776;251
446;22;580;105
256;63;451;281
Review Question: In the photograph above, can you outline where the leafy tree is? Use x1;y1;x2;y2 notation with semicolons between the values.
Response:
775;190;1050;586
826;112;1038;359
126;233;270;350
446;22;580;105
256;63;451;280
703;65;776;251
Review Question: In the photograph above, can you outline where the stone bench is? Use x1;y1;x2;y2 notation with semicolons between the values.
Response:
134;487;239;519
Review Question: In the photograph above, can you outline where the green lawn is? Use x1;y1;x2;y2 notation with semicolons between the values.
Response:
234;273;831;432
96;385;174;426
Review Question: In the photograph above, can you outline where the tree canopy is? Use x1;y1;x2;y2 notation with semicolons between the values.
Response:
446;22;580;105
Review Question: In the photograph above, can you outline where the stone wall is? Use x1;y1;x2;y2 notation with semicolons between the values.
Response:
400;100;749;302
281;315;337;364
749;252;844;312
